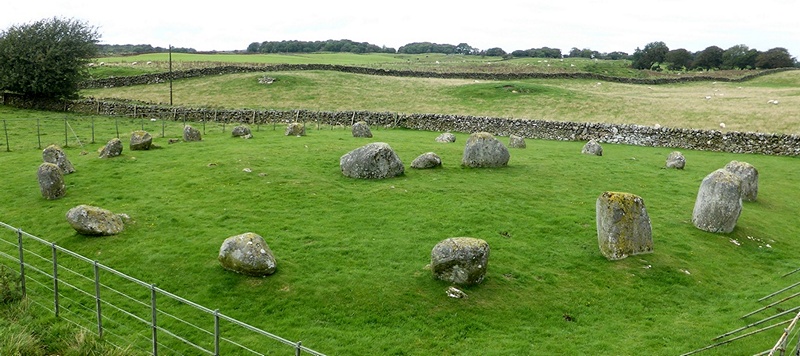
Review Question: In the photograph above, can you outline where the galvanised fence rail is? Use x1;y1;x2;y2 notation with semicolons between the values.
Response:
0;221;325;356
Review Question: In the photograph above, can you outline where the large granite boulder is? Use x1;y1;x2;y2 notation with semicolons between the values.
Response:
183;125;202;142
42;145;75;174
435;132;456;143
65;205;124;236
285;123;305;136
411;152;442;169
461;132;510;168
431;237;490;285
352;121;373;138
582;139;603;156
665;151;685;169
218;232;277;277
98;138;123;158
596;192;653;260
692;169;743;233
37;163;66;200
509;134;526;148
129;130;153;151
340;142;404;179
724;161;758;201
232;125;253;138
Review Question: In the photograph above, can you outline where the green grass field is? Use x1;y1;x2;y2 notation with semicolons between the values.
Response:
1;106;799;354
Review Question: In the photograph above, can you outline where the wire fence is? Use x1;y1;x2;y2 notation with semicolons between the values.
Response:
0;221;325;356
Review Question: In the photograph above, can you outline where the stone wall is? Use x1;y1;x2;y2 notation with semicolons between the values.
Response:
5;95;798;156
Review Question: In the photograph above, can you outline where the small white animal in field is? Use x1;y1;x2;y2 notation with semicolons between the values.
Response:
768;99;779;105
150;118;157;122
131;61;138;65
146;61;152;65
705;96;712;100
719;123;726;129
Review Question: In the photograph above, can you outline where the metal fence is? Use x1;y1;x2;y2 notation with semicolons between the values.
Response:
0;221;325;356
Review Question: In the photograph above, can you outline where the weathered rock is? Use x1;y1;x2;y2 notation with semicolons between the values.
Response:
129;130;152;151
595;191;653;260
37;163;66;200
42;145;75;174
352;121;373;138
724;161;758;201
340;142;404;179
284;123;305;136
435;132;456;143
411;152;442;169
461;132;510;168
183;125;202;142
65;205;124;236
665;151;685;169
232;125;253;138
218;232;277;277
582;139;603;156
431;237;489;285
98;138;123;158
509;134;526;148
692;169;743;233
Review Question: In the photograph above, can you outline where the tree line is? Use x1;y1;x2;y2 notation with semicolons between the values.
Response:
631;41;796;70
96;44;197;55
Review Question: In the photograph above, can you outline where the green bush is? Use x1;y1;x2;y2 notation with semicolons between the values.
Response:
0;265;22;304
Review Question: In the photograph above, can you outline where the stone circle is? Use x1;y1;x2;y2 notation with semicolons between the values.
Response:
232;125;253;138
99;138;123;158
340;142;405;179
183;125;202;142
42;145;75;174
581;139;603;156
595;191;653;260
431;237;490;285
665;151;685;169
411;152;442;169
724;160;758;201
461;132;510;168
509;134;526;148
692;169;743;233
130;130;153;151
65;205;125;236
435;132;456;143
218;232;277;276
352;121;373;138
284;123;305;136
38;162;66;200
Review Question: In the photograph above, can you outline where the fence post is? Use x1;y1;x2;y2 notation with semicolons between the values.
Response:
52;243;59;317
93;261;103;338
214;309;220;356
295;341;302;356
17;229;26;297
3;119;9;152
36;119;41;149
91;117;95;144
161;114;165;138
151;284;158;356
115;118;119;139
64;118;68;147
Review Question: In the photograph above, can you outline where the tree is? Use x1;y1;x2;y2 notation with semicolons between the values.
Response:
755;47;794;69
483;47;507;57
664;48;693;70
692;46;724;70
246;42;260;53
631;41;669;70
0;17;99;99
722;44;758;69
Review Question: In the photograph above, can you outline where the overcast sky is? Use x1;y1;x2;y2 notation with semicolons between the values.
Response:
2;1;799;57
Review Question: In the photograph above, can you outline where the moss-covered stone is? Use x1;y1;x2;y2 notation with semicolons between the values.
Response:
65;205;124;236
218;232;277;277
37;162;66;200
431;237;490;285
596;191;653;260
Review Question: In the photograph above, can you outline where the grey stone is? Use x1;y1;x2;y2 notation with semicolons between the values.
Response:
42;145;75;174
37;163;66;200
130;130;152;151
665;151;685;169
65;205;124;236
692;169;743;233
435;132;456;143
596;191;653;260
218;232;277;277
431;237;490;285
411;152;442;169
461;132;510;168
232;125;253;138
98;138;123;158
284;123;305;136
340;142;404;179
183;125;202;142
724;160;758;201
352;121;373;138
509;134;526;148
582;139;603;156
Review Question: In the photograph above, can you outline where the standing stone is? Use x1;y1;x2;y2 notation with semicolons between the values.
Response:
98;138;123;158
665;151;685;169
461;132;510;168
340;142;404;179
129;130;153;151
595;192;653;260
232;125;253;138
218;232;277;277
435;132;456;143
582;139;603;156
509;134;526;148
285;122;305;136
431;237;490;285
411;152;442;169
37;162;66;200
692;169;743;233
724;161;758;202
183;125;202;142
42;145;75;174
65;205;124;236
352;121;373;138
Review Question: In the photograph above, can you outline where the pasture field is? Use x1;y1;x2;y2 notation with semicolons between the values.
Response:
1;106;800;354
